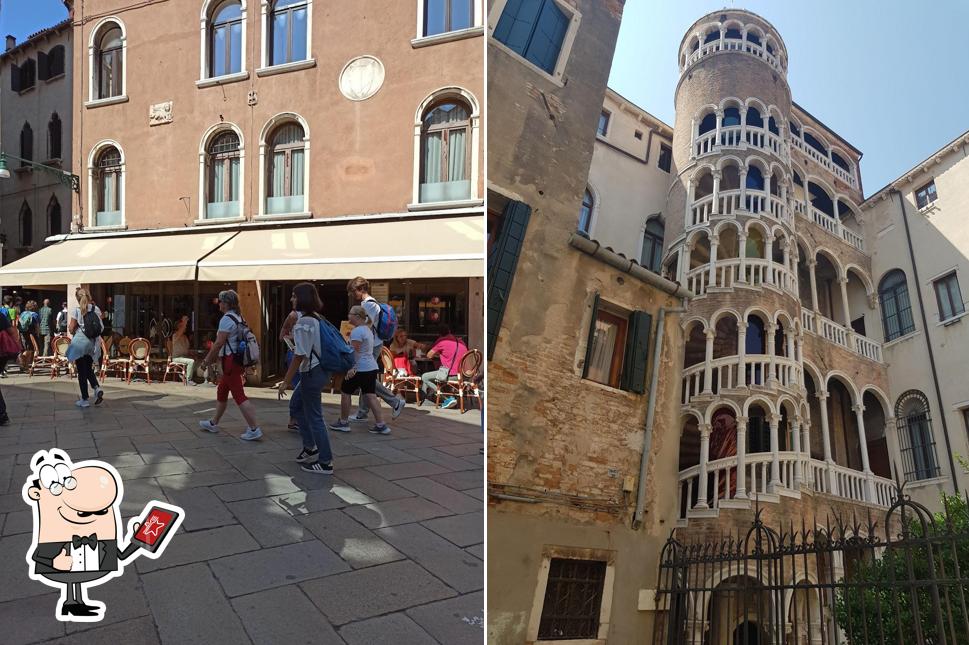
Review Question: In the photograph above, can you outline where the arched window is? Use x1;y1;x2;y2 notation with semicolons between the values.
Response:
789;121;800;138
420;100;471;203
94;145;123;226
96;24;124;99
746;31;762;46
48;113;62;160
266;122;306;214
424;0;473;37
803;131;827;157
745;106;763;128
703;29;719;44
19;202;33;247
808;182;834;217
209;1;243;77
895;390;939;480
698;112;717;136
879;269;915;341
831;151;851;173
269;0;309;66
207;131;242;218
20;122;32;165
767;116;778;135
577;189;593;236
722;107;741;127
640;218;664;273
724;27;742;39
48;195;62;236
745;165;764;191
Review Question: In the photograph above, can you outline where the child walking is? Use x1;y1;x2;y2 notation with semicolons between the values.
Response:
330;305;389;434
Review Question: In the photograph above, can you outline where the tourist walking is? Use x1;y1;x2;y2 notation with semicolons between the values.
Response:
198;290;262;440
276;283;335;473
67;288;104;408
421;325;468;409
55;302;68;334
346;277;405;422
18;301;40;370
279;310;300;431
0;296;15;378
0;307;17;424
331;305;389;434
38;299;53;356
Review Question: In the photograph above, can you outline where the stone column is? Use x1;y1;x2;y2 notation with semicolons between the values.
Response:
808;259;820;313
791;417;802;487
737;321;748;388
765;237;775;285
817;391;837;492
711;170;722;214
838;276;852;327
715;109;723;147
736;415;748;499
769;414;781;491
740;169;748;209
708;235;719;288
702;328;715;395
696;423;712;509
853;403;874;502
690;118;697;158
738;233;748;283
780;182;789;222
684;177;694;226
677;245;688;287
782;239;791;287
740;107;748;146
766;326;777;387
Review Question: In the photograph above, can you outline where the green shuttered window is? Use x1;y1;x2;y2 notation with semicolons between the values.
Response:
487;200;532;359
582;293;652;394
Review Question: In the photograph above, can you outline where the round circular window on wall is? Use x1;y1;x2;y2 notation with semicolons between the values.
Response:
339;55;385;101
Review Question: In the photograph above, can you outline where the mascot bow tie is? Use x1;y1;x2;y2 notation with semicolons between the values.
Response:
72;534;97;549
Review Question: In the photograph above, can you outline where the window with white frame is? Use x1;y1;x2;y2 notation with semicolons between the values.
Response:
597;110;609;136
895;390;940;481
420;100;472;203
94;23;124;99
915;180;938;209
577;188;593;237
93;145;123;227
206;131;242;219
424;0;473;37
265;121;306;215
641;218;664;273
933;271;965;322
209;1;244;77
268;0;309;66
491;0;576;78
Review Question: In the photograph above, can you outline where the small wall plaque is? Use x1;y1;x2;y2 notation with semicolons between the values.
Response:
149;101;173;126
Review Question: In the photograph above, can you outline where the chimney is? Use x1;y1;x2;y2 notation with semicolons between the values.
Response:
5;36;15;51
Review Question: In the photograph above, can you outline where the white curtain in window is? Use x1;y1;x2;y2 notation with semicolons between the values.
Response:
101;173;116;212
447;130;466;181
211;161;225;203
271;152;285;196
424;133;443;184
230;158;240;200
586;319;617;384
291;149;304;196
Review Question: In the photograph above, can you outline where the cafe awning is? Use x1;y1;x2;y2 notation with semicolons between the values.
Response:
0;231;237;286
196;216;484;281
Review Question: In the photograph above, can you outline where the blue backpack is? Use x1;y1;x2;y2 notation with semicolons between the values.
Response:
313;317;355;373
372;301;398;342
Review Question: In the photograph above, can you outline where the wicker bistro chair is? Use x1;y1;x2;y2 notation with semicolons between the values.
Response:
50;335;74;379
433;349;483;413
163;358;189;385
383;347;423;404
28;335;58;376
99;337;129;381
126;338;152;384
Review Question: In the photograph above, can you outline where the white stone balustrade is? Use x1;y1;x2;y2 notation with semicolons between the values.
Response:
805;207;865;252
801;310;883;363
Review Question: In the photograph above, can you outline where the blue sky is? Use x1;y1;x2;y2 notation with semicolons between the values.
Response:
0;0;68;42
610;0;969;197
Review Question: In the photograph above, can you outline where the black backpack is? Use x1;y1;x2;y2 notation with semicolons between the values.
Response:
82;308;102;340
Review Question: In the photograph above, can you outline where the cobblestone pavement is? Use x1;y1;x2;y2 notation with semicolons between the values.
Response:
0;373;484;644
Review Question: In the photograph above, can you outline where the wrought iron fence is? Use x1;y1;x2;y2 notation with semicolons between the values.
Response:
652;482;969;645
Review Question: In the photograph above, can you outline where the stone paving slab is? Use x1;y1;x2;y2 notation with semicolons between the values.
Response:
0;376;482;644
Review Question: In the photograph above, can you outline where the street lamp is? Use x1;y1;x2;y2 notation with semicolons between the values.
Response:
0;152;79;193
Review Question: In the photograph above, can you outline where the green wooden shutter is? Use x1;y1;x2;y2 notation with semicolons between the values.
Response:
37;51;49;81
620;310;652;394
10;64;21;93
487;200;532;359
581;292;601;379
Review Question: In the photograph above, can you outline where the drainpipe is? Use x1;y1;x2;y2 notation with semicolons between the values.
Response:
633;304;688;529
893;189;959;495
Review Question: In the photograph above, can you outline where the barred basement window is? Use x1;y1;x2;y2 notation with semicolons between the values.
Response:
895;390;940;481
537;558;606;640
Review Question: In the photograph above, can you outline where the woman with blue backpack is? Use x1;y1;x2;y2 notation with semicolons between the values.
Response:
276;282;352;474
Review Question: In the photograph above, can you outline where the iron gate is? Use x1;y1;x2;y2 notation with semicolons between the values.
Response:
652;483;969;645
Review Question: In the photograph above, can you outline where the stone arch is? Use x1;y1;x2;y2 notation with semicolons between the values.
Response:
689;162;717;182
705;399;742;425
776;395;800;420
825;371;860;405
845;264;874;297
742;395;777;417
681;315;709;335
719;96;745;112
682;408;704;427
710;307;743;329
814;247;844;280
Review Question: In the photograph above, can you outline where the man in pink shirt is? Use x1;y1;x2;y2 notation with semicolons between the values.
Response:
422;326;468;408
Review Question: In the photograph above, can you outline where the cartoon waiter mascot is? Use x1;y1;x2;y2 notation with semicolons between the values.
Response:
22;448;184;622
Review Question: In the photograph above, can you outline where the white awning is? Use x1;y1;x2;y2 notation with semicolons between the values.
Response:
196;216;484;281
0;231;237;285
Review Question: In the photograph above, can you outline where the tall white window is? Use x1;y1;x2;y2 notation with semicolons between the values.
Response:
96;25;123;99
577;188;593;236
207;131;242;218
210;1;244;77
266;122;306;215
93;145;123;227
420;100;471;203
424;0;473;36
269;0;309;66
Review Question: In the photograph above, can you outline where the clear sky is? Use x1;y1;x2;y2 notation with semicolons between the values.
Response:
610;0;969;197
0;0;69;43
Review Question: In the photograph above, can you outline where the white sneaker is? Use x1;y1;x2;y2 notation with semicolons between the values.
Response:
75;399;90;408
349;412;369;423
199;420;219;433
392;398;405;419
240;427;263;441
